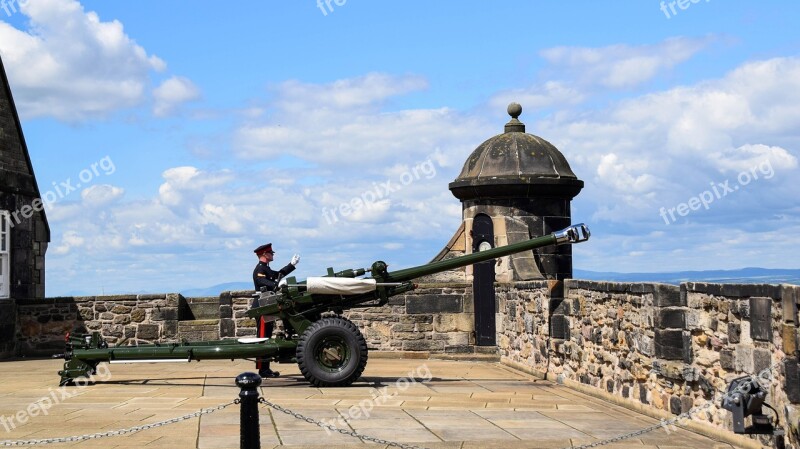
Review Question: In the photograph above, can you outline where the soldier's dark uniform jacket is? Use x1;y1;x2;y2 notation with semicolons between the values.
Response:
252;262;295;293
250;245;296;378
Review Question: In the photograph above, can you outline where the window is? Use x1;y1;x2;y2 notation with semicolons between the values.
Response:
0;211;9;298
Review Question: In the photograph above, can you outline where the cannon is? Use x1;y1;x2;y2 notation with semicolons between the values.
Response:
59;223;590;387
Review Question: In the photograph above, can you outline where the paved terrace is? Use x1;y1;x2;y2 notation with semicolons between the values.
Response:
0;358;742;449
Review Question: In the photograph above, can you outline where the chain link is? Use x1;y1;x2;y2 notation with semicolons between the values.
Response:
566;408;704;449
565;359;785;449
0;359;785;448
260;359;784;449
0;399;239;446
258;397;427;449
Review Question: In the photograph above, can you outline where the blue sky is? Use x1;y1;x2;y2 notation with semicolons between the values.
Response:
1;1;798;296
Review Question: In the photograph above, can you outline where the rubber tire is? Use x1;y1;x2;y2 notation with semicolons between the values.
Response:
296;317;368;387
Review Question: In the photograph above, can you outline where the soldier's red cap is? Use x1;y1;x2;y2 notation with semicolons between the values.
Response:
254;243;274;254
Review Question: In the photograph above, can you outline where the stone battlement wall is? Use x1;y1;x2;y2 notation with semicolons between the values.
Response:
7;280;800;445
345;284;475;353
14;294;181;356
500;280;800;446
223;286;477;354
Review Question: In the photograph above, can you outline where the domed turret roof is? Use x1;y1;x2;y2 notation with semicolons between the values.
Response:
449;103;583;200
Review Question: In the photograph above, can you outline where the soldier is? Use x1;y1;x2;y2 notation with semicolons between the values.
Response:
251;243;300;378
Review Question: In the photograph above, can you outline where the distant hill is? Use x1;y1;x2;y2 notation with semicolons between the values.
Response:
181;282;252;297
178;268;800;298
574;267;800;286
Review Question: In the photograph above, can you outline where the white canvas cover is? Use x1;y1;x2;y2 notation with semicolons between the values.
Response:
306;277;377;295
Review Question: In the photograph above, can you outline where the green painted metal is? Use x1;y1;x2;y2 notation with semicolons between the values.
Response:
59;224;590;387
378;224;589;282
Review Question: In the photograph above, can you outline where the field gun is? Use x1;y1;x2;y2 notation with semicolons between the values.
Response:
59;223;590;387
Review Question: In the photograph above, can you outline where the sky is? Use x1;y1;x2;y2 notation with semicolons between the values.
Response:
0;0;798;296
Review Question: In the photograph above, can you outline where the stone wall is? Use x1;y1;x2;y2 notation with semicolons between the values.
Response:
9;279;800;445
15;294;181;356
497;280;552;369
219;291;258;339
346;284;475;353
499;279;800;446
221;286;476;354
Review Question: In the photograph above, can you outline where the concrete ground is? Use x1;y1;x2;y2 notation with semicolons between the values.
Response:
0;357;742;449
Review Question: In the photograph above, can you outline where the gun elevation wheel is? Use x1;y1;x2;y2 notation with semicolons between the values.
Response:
296;317;368;387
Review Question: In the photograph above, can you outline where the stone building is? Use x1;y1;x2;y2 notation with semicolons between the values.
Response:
428;103;584;346
0;55;50;357
443;102;584;282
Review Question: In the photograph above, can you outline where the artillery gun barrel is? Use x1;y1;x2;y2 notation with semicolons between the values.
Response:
380;223;590;282
57;223;590;388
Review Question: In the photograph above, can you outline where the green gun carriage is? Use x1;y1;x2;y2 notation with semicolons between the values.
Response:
59;224;590;387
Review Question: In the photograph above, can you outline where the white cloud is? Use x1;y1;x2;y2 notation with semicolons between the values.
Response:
44;153;463;294
539;36;712;89
596;153;658;194
0;0;165;120
538;56;800;231
153;76;201;117
486;37;712;115
42;50;800;292
489;81;585;113
157;166;234;208
52;230;85;255
274;72;428;112
232;73;491;166
80;184;124;206
708;144;797;175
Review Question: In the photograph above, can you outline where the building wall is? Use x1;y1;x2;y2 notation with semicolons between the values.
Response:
0;57;50;359
462;199;573;281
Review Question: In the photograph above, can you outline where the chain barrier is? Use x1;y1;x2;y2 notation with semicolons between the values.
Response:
258;397;427;449
565;359;784;449
0;399;239;446
0;359;784;448
258;359;783;449
565;405;708;449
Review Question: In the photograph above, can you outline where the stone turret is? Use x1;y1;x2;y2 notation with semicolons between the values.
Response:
434;103;583;282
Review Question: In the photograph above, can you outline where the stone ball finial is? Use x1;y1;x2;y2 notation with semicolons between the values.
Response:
504;102;525;133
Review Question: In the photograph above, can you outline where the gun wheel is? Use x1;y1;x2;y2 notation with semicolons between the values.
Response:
296;317;368;387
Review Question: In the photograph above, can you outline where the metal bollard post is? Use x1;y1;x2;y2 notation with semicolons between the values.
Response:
236;372;262;449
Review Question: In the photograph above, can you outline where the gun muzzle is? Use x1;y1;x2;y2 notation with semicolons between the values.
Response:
554;223;591;244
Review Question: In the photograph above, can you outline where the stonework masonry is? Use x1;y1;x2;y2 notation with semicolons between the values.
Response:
1;55;50;358
15;294;180;356
500;280;800;447
4;280;800;446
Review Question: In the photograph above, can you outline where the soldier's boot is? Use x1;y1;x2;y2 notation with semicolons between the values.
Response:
259;361;279;378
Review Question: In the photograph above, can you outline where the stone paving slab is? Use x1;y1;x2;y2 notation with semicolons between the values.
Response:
0;357;744;448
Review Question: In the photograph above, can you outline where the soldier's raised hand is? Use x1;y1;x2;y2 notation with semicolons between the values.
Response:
291;254;300;266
